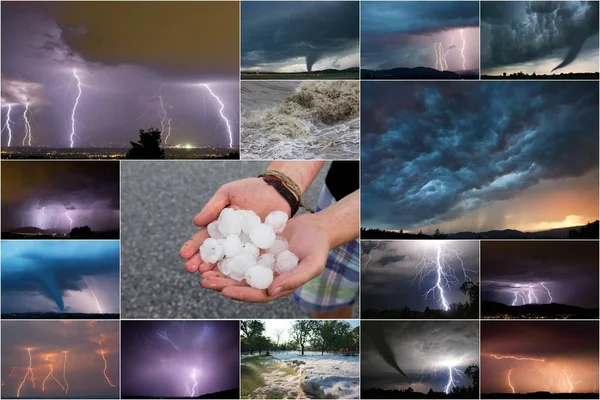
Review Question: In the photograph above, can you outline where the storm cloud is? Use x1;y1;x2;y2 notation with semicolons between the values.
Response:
361;81;599;233
1;241;119;313
481;1;599;73
361;321;479;392
241;1;359;72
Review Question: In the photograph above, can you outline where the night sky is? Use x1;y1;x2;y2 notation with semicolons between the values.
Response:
361;1;479;71
241;1;359;72
1;2;239;148
361;240;479;312
481;321;599;394
1;241;120;315
121;320;240;398
481;241;599;308
361;81;599;234
362;321;479;393
481;1;599;75
1;161;119;233
1;320;119;399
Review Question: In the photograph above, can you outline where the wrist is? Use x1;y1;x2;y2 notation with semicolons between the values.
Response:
266;161;324;194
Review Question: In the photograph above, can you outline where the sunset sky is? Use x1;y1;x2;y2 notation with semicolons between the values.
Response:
481;321;599;395
361;81;599;234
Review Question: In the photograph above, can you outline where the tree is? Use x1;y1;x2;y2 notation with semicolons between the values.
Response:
290;320;318;355
126;127;165;159
241;320;267;354
69;225;93;238
464;364;479;390
273;329;284;351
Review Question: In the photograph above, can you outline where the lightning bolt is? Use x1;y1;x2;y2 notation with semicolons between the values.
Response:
190;368;198;397
412;242;475;311
62;351;69;394
21;102;32;146
158;87;168;139
157;329;180;350
362;242;381;274
527;286;539;304
3;104;13;146
489;354;546;362
83;277;103;313
42;357;66;392
201;84;233;148
165;117;172;144
70;69;82;148
17;348;35;398
64;211;73;230
9;367;16;378
100;350;116;388
507;368;516;394
459;29;466;70
540;282;553;303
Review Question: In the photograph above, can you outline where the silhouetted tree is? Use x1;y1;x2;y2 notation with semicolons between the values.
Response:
126;127;165;159
464;364;479;391
69;225;93;238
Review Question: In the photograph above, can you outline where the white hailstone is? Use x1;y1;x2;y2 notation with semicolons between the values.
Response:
275;250;299;274
267;236;289;256
228;254;255;281
239;210;262;234
218;208;243;236
218;257;234;275
222;235;243;258
239;232;251;244
245;265;274;289
257;253;275;270
265;211;288;233
207;221;224;239
249;223;276;249
241;242;260;261
199;238;223;264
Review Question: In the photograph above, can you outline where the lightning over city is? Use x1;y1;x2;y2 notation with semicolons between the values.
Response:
481;321;599;398
362;321;479;397
1;321;119;399
481;241;599;319
121;321;239;399
361;241;479;319
361;1;479;79
1;1;239;159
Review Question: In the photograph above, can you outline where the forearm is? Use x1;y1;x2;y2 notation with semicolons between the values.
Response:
314;190;359;249
266;161;325;194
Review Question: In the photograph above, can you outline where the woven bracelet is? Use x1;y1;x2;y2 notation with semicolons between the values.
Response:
260;174;301;216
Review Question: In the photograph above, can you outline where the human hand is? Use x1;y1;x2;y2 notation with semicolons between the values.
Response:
199;212;331;302
179;177;292;267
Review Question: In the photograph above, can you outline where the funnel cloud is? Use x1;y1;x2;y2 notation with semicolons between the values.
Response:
241;1;359;73
482;1;599;75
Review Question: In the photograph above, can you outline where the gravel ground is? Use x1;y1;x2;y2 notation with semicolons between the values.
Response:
120;161;359;319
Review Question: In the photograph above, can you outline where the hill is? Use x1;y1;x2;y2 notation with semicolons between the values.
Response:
481;301;598;319
361;66;478;79
241;67;359;79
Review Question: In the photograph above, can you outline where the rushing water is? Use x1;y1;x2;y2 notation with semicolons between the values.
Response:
241;81;360;160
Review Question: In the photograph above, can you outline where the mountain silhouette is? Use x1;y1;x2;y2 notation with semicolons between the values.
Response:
361;66;478;79
482;301;598;319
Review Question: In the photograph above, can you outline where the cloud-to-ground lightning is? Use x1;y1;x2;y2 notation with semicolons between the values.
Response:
21;102;32;146
540;282;553;303
83;277;103;313
17;348;35;398
100;350;116;388
42;356;66;392
62;351;69;394
507;368;516;394
3;104;13;146
70;69;82;148
157;329;180;350
459;29;466;70
64;211;73;229
362;242;381;274
510;283;553;305
185;368;199;397
412;243;475;311
201;84;233;148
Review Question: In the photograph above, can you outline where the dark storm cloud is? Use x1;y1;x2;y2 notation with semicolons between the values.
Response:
121;321;239;398
481;321;598;359
361;321;479;391
1;241;119;312
1;161;120;231
362;1;479;35
481;1;599;71
480;241;599;308
241;1;359;72
361;241;479;311
361;81;599;231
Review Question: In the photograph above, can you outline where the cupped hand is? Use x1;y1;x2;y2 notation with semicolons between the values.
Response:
179;177;291;267
199;213;331;303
